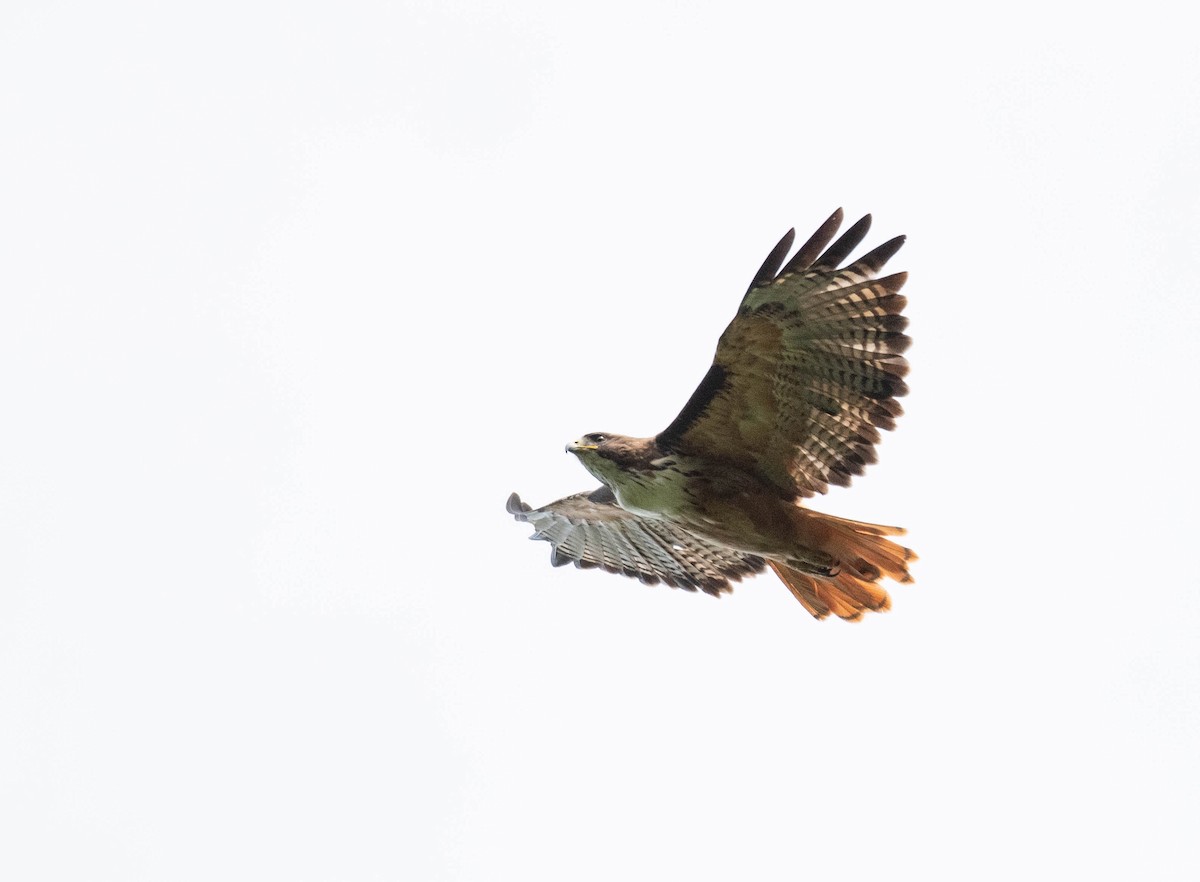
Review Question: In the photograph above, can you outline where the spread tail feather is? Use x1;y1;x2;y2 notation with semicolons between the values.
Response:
774;512;916;620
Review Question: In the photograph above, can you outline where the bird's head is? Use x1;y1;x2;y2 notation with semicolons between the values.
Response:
566;432;657;484
567;432;624;484
566;432;614;457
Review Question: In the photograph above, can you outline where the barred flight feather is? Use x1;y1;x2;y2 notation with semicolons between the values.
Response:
507;491;767;596
656;212;911;498
510;209;916;618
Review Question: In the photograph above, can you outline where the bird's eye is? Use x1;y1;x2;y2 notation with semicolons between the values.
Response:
592;434;607;443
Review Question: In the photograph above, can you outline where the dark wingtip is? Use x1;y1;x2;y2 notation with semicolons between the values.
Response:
749;227;796;288
855;234;906;273
820;207;845;234
782;208;845;275
816;213;872;268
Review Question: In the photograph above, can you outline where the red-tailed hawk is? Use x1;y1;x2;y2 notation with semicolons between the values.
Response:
508;209;915;620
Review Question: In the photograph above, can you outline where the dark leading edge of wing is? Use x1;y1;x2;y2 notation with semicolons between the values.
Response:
506;490;766;596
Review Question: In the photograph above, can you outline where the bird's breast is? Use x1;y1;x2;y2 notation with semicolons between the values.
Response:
606;462;698;520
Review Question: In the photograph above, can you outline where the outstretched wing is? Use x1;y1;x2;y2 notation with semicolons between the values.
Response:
657;209;910;498
506;488;766;596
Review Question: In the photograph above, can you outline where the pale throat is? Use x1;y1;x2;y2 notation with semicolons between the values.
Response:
581;455;686;520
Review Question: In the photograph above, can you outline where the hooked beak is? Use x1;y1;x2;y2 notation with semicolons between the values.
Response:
566;439;598;454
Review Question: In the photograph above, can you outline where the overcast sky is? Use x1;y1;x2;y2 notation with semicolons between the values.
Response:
3;2;1199;879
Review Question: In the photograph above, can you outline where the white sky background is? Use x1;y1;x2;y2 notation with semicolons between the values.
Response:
2;1;1199;878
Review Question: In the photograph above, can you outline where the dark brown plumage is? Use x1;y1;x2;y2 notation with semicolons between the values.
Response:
508;209;916;619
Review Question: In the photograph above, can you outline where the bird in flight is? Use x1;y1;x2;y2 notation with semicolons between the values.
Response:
507;209;915;620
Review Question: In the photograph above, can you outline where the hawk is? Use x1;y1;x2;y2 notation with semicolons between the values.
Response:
507;209;915;620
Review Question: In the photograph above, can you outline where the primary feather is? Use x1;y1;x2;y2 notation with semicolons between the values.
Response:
509;209;916;619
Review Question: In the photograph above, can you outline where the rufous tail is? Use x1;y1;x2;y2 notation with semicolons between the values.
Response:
772;511;916;621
